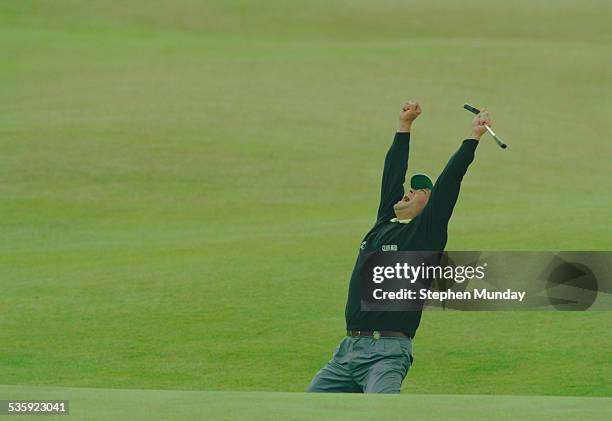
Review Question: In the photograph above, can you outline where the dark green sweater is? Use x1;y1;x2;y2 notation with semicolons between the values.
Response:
344;132;479;337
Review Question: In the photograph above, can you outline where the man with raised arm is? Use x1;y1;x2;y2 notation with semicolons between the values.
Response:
308;100;491;393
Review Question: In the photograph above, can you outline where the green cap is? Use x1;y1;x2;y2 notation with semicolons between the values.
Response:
410;174;433;190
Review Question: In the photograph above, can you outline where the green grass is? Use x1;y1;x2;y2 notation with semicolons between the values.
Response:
1;0;611;401
1;385;611;421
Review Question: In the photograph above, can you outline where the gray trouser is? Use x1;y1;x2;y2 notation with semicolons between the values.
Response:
307;336;413;394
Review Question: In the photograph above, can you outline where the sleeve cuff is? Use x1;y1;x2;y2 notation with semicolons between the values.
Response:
462;138;479;149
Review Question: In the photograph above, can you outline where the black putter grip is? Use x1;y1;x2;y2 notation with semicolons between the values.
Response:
463;104;480;115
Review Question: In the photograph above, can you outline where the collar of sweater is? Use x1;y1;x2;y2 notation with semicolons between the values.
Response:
390;217;412;224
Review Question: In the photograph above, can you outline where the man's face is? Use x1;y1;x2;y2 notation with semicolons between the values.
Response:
393;188;431;216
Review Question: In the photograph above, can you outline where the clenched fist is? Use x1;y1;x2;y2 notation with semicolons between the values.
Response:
398;101;421;132
471;110;492;140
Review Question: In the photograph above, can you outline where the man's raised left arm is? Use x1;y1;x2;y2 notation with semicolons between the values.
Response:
420;110;491;228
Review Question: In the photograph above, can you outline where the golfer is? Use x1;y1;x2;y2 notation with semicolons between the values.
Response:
307;100;491;393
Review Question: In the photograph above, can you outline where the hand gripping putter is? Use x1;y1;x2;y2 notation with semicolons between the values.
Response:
463;104;507;149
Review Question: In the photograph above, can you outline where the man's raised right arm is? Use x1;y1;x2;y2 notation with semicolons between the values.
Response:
376;101;422;221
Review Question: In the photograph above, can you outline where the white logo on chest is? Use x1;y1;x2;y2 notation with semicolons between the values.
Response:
382;244;398;251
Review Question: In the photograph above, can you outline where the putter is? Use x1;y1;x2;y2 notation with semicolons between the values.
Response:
463;104;507;149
